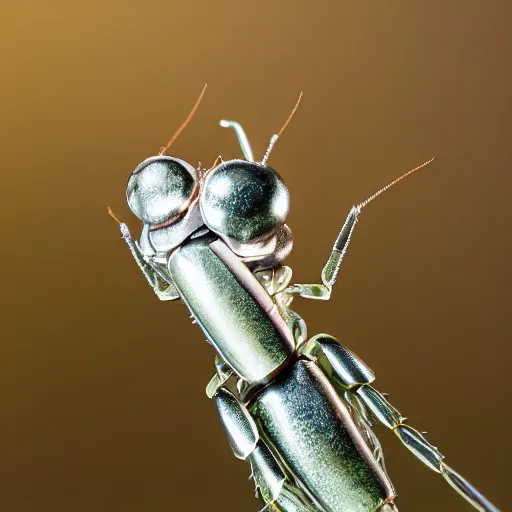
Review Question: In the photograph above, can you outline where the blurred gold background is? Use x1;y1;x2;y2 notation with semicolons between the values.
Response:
1;1;510;511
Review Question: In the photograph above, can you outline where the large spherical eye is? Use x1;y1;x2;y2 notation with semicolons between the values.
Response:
126;156;197;225
200;160;289;243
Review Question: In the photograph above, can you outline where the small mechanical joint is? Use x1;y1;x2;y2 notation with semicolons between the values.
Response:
356;385;404;429
301;334;375;389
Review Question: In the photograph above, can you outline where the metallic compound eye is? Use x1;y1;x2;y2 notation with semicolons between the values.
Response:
200;159;289;243
126;156;197;225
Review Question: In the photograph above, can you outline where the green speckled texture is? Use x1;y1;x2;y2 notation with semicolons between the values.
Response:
251;360;394;512
168;238;292;383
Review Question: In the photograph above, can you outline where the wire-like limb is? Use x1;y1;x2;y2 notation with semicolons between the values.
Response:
286;158;434;300
219;120;254;161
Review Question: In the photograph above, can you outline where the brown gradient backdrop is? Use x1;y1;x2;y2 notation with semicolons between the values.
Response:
1;1;511;511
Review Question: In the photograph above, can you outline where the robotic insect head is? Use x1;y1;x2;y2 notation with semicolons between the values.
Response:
124;85;302;267
118;85;432;271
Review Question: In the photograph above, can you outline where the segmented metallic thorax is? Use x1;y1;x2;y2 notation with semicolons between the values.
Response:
117;97;499;510
126;155;302;385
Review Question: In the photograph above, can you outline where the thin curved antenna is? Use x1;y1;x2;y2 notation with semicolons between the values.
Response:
357;157;435;212
261;134;279;166
311;157;436;297
261;91;303;165
107;206;122;225
219;120;254;161
277;91;303;138
157;83;208;156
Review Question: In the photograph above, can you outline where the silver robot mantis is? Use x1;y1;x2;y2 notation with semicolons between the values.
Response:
109;85;499;512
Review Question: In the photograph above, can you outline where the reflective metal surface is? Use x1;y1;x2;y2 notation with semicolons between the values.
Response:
147;199;204;252
117;113;501;512
167;237;293;383
304;334;375;389
215;388;258;460
248;441;286;503
251;360;395;512
126;155;197;225
200;160;289;243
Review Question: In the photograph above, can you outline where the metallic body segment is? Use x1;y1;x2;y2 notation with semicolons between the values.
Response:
147;199;204;253
441;463;499;512
248;441;286;503
167;237;294;383
215;388;258;460
356;386;404;429
245;225;294;270
394;424;443;472
251;360;395;512
303;334;375;389
218;224;293;269
209;240;295;348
